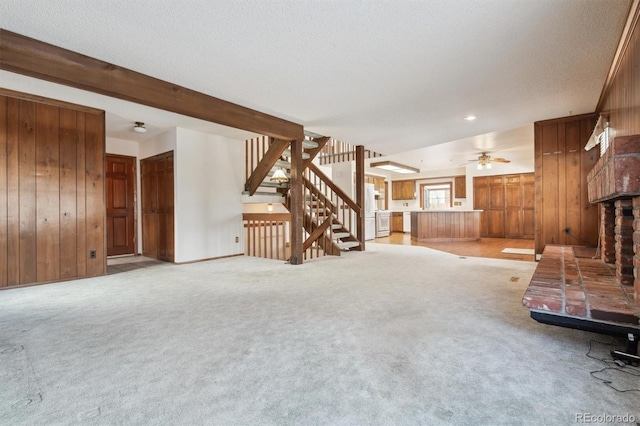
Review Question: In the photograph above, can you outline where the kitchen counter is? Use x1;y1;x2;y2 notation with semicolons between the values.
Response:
410;210;481;242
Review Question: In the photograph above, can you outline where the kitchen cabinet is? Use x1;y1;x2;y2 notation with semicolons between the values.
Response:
391;212;403;232
392;180;415;200
454;175;466;198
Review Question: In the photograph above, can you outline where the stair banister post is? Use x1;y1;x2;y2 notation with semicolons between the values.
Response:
355;145;365;251
289;138;304;264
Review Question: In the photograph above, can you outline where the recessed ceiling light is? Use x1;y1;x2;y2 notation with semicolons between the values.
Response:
464;115;477;121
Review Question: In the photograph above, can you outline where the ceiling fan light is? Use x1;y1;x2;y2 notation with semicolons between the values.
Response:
486;162;492;169
133;121;147;133
477;163;482;170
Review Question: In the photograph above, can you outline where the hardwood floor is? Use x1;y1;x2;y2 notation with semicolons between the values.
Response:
374;232;536;262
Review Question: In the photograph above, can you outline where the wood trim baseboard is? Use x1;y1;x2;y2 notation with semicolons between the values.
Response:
173;253;245;265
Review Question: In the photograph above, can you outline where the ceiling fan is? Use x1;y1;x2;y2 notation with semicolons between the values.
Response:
466;152;511;169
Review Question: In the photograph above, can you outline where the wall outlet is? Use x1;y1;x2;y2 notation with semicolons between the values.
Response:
235;236;239;243
89;250;96;259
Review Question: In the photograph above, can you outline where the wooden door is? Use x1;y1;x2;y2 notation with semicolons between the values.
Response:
106;155;136;256
141;151;174;262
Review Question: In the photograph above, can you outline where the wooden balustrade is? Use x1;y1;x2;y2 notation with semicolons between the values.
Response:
243;213;290;260
318;138;383;165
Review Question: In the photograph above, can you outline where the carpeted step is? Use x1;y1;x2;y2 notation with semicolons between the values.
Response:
337;241;360;250
302;140;319;149
283;149;311;160
333;232;350;239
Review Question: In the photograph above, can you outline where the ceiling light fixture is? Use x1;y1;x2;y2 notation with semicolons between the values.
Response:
370;161;420;174
133;122;147;133
270;168;289;183
464;115;477;121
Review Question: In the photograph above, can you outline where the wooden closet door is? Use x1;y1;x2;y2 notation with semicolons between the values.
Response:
140;151;174;262
473;177;489;237
488;176;505;237
505;175;522;238
156;154;174;262
141;158;158;259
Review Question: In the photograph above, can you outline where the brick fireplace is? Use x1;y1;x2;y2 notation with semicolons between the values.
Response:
587;134;640;298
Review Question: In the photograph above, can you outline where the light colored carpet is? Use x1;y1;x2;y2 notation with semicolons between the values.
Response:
501;248;535;255
1;243;638;425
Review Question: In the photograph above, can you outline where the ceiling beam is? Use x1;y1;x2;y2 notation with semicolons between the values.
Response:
0;29;304;141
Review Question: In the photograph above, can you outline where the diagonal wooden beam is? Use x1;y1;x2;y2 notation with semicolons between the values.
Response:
244;138;290;195
302;136;330;169
0;29;304;141
303;216;332;252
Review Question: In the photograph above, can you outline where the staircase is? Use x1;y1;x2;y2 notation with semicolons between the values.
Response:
244;132;363;260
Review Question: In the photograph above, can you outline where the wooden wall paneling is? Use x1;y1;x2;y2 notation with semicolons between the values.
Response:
535;114;598;254
35;103;61;282
600;5;640;140
59;108;78;279
580;119;599;245
6;97;20;285
76;112;87;277
564;120;582;245
18;99;37;285
557;122;568;246
0;96;6;286
522;174;535;239
540;122;560;252
84;111;105;277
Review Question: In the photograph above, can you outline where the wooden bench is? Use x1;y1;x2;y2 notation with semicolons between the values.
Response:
522;245;640;360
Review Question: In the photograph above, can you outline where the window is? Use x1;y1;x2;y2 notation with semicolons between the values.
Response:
420;182;452;210
599;124;610;156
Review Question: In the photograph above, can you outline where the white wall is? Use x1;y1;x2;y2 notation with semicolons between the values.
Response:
174;127;244;263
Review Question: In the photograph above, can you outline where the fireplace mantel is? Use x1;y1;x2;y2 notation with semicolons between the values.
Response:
587;135;640;203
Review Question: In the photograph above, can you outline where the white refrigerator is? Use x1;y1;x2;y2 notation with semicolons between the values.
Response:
364;183;376;240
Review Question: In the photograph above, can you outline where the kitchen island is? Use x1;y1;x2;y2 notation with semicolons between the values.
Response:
411;210;481;242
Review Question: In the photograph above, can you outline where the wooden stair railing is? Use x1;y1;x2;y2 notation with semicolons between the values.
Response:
303;163;363;252
243;213;291;260
244;134;364;261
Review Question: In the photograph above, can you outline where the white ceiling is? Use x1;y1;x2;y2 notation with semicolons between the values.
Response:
0;0;631;172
